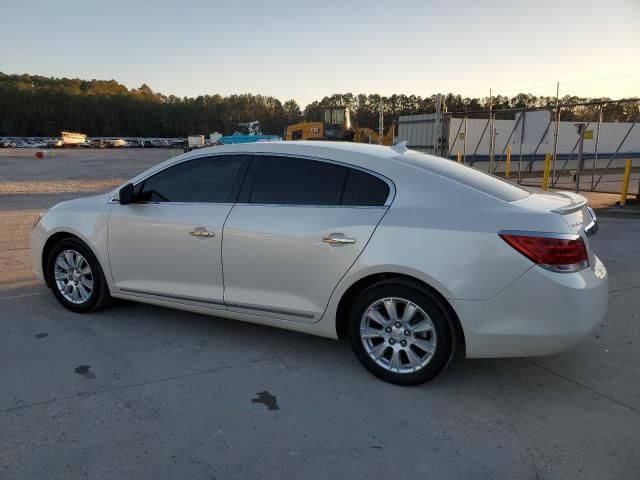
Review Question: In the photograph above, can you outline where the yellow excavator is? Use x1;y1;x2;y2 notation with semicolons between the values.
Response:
285;106;395;145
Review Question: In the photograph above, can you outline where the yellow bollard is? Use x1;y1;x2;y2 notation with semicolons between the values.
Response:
505;145;511;178
620;159;632;207
457;151;462;164
542;153;551;191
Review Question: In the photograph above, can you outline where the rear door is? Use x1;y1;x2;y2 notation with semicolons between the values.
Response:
222;154;392;322
108;154;248;306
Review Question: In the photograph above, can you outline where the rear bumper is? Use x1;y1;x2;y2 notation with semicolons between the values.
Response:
453;255;608;358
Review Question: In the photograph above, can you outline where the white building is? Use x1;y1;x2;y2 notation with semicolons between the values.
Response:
398;112;640;162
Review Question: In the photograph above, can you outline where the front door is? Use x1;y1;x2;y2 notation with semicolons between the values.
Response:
222;154;392;322
108;154;248;306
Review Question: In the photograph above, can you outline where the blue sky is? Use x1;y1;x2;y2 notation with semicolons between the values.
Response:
1;0;639;106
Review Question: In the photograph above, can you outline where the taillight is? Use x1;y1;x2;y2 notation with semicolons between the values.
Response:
499;231;589;272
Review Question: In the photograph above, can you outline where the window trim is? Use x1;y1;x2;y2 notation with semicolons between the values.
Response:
127;153;250;206
236;153;395;208
110;151;396;208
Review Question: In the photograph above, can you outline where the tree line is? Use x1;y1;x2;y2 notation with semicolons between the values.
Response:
0;72;636;137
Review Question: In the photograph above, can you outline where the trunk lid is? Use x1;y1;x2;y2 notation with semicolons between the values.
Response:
516;191;596;235
511;190;598;263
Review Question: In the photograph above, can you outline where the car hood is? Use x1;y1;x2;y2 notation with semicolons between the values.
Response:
49;192;112;213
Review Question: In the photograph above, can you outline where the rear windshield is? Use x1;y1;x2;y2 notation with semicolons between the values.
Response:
395;152;530;202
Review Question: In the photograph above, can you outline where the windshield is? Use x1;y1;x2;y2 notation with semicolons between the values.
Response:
325;109;345;125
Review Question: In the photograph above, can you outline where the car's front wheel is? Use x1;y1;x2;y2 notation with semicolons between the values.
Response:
348;280;456;385
45;238;111;313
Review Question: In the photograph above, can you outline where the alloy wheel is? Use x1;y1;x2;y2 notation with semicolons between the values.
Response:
359;297;437;374
53;249;94;304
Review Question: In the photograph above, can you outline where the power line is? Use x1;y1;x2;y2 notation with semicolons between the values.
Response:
463;83;557;97
565;82;640;96
457;73;640;99
560;73;640;86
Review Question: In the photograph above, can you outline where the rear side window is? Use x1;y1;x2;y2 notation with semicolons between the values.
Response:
243;155;390;206
136;155;245;203
342;169;390;206
246;156;347;205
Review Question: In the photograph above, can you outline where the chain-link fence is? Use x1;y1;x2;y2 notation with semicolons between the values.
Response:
397;99;640;199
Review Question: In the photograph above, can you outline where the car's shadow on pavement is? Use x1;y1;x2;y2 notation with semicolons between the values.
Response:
84;297;530;391
1;289;617;399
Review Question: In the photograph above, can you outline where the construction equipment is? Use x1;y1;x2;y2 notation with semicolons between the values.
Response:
285;106;395;145
352;125;395;146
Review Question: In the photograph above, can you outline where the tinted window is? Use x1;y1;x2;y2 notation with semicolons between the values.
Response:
137;156;245;203
247;156;347;205
342;169;390;206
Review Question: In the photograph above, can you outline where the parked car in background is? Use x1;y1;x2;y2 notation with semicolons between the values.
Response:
30;142;608;385
150;139;169;148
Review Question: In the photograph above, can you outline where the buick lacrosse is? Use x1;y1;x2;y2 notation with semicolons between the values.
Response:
31;142;608;385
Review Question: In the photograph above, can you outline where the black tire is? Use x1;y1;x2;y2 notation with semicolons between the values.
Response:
45;238;111;313
348;279;456;386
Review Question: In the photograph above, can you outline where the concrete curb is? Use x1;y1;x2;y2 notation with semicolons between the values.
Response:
594;206;640;218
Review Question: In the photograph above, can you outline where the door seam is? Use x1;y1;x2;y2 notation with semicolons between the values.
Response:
316;204;393;323
220;202;237;305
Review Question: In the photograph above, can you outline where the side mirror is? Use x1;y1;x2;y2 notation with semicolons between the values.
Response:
119;183;135;205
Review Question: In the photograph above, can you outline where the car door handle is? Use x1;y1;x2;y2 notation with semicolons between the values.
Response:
190;227;215;238
322;235;356;245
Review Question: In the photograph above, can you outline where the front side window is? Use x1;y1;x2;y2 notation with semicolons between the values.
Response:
244;156;390;206
136;155;245;203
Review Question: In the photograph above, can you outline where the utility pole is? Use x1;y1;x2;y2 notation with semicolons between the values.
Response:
463;106;468;164
517;108;526;183
575;123;586;193
379;100;384;145
489;88;495;173
551;82;560;184
434;94;441;156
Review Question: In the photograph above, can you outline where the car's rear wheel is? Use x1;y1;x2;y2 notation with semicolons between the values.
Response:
348;280;456;385
46;238;111;313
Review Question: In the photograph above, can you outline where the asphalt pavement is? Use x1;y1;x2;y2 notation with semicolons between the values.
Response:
1;149;639;480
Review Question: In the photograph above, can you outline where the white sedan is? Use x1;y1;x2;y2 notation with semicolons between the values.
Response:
30;142;608;385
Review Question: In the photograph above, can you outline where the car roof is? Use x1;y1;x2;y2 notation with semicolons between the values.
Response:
191;140;406;161
124;141;407;189
126;141;528;204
